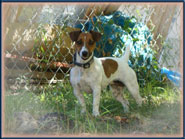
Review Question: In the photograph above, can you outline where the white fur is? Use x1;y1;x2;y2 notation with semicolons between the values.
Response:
70;44;142;116
80;46;88;57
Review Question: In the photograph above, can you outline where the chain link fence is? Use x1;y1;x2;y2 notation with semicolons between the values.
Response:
3;3;182;91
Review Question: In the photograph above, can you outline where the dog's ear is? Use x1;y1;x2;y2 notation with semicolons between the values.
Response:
90;31;102;42
69;30;82;42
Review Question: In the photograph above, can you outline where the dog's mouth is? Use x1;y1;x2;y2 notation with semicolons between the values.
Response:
80;52;92;61
81;55;89;60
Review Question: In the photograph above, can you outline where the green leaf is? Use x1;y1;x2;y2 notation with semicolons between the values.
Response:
40;46;45;53
136;9;141;17
108;19;114;25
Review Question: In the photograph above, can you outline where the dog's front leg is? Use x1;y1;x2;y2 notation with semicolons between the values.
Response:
92;86;101;117
73;88;86;114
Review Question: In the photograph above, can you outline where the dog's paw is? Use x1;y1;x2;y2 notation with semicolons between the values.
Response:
137;101;142;107
122;101;129;113
81;109;86;114
123;106;129;113
136;97;143;106
92;111;100;117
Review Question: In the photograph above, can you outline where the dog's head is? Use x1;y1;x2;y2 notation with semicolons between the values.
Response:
69;30;102;60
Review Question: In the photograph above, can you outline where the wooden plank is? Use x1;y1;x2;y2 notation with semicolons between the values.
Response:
147;5;177;58
5;54;72;71
84;4;120;20
4;53;72;84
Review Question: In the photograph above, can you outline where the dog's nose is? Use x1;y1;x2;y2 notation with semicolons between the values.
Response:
82;51;88;57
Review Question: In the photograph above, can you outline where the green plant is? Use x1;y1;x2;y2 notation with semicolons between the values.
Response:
39;81;76;115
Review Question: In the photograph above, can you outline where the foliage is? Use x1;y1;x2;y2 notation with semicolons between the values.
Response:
32;24;74;67
129;49;167;88
32;24;63;62
37;81;180;134
38;81;76;115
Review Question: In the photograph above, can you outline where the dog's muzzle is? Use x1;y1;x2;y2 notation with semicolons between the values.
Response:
81;50;89;60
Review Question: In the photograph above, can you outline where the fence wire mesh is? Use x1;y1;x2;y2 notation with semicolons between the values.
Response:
3;3;182;91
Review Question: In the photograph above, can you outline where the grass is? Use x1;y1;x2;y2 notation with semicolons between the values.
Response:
4;80;181;136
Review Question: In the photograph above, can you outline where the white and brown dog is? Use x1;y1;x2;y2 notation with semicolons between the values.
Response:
69;30;142;116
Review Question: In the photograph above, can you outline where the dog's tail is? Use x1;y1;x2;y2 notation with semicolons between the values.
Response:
121;43;131;62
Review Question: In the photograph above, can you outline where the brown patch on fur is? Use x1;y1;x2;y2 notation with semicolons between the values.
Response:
101;59;118;78
90;30;102;42
69;30;82;42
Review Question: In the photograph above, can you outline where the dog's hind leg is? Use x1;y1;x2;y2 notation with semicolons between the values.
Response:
124;75;142;106
110;83;129;113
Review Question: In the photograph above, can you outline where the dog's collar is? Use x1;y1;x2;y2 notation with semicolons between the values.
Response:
73;53;94;69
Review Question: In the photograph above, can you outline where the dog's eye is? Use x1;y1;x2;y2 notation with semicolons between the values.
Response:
89;40;94;45
76;40;82;45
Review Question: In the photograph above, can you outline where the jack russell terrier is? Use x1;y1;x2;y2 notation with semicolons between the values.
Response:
69;30;142;116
